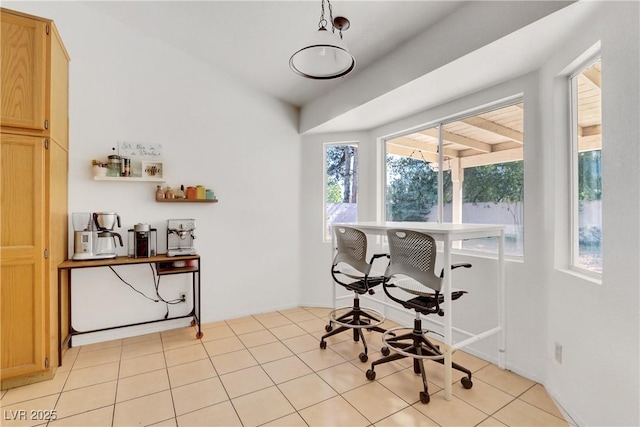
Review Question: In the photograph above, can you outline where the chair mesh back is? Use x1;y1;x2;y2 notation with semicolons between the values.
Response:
385;229;442;292
333;226;371;276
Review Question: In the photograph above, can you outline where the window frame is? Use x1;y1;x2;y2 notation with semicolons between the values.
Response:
568;55;602;278
381;96;525;257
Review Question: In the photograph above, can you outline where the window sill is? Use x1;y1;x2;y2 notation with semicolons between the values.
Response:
557;267;602;285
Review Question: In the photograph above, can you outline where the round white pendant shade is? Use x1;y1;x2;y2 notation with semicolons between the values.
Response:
289;28;355;79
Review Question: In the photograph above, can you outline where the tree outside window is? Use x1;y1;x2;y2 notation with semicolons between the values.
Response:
385;102;525;256
325;144;358;240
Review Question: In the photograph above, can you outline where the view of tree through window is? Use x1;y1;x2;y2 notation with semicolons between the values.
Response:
385;102;524;256
572;59;602;273
325;144;358;240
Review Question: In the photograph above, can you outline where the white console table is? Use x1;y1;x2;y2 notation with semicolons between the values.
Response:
333;221;505;400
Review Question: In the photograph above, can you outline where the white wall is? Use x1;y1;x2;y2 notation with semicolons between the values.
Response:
542;3;639;426
6;2;302;343
301;2;639;426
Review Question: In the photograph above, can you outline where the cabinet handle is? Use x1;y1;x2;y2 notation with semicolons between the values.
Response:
44;119;49;129
44;249;49;259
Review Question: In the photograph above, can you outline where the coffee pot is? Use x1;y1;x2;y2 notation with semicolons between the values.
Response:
72;212;123;260
93;212;123;258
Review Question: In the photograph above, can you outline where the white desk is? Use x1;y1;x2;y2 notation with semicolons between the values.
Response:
333;221;505;400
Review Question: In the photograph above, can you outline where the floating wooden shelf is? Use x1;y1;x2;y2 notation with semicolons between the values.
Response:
155;198;218;203
94;176;166;183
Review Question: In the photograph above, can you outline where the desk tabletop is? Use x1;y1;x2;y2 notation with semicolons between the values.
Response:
59;254;200;270
333;221;504;239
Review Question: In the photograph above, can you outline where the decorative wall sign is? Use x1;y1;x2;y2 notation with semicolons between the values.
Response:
118;141;163;177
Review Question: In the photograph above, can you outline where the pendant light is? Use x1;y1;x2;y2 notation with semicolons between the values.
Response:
289;0;355;80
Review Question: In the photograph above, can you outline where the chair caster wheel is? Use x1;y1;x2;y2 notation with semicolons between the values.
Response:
366;369;376;380
320;340;327;349
381;346;390;356
420;391;430;404
359;352;368;363
325;324;333;332
461;377;473;389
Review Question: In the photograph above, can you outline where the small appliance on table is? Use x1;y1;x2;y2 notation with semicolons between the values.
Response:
72;212;124;260
128;223;157;258
167;219;196;256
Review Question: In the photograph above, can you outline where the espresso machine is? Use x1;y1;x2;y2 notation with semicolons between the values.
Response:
72;212;123;260
167;219;196;256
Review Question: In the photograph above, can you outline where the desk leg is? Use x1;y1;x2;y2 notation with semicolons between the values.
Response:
498;230;506;369
194;266;203;339
443;235;453;400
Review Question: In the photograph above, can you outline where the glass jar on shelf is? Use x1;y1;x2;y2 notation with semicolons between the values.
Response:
165;186;175;199
155;185;165;199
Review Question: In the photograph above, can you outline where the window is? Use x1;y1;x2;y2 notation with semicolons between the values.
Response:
324;143;358;240
571;59;602;273
385;101;524;256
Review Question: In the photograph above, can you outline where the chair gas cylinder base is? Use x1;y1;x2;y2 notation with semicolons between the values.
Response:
321;226;392;363
321;297;390;363
366;315;473;404
365;229;474;404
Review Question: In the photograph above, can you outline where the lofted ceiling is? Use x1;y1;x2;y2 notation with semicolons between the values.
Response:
82;0;467;108
78;0;579;134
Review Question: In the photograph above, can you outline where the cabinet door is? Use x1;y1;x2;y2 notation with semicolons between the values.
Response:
1;11;47;131
1;133;47;379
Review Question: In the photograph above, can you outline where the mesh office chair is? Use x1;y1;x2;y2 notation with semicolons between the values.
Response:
365;229;473;404
320;226;391;362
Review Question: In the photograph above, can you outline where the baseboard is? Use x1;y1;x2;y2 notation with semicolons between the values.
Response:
70;318;193;347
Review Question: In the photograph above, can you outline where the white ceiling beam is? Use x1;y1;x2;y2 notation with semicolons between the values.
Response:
582;67;601;91
459;148;523;168
421;128;492;153
460;117;523;144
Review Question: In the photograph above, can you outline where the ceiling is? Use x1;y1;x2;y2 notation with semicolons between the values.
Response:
83;1;467;108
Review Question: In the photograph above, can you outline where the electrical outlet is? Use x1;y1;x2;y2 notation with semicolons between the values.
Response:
179;292;186;303
554;342;563;364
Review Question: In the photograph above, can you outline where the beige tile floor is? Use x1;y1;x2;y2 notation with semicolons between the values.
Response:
0;307;571;427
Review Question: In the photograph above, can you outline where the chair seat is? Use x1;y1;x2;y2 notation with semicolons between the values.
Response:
342;276;384;293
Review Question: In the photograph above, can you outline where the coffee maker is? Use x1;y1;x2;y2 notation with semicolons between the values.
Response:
72;213;97;260
93;212;123;258
72;212;123;260
167;219;196;256
128;223;157;258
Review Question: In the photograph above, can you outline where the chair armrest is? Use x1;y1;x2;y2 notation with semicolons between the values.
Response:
439;263;472;277
451;263;472;270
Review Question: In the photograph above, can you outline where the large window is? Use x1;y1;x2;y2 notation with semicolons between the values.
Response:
571;59;602;274
385;101;524;256
324;143;358;240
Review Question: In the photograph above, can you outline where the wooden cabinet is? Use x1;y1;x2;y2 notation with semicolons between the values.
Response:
1;8;69;389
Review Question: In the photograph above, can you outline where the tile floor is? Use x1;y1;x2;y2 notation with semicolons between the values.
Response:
1;307;572;427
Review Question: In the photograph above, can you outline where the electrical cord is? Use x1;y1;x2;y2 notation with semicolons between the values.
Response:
107;265;185;307
149;264;183;305
108;266;159;302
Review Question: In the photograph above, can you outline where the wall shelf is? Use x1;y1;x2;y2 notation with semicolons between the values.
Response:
155;198;218;203
94;176;166;183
